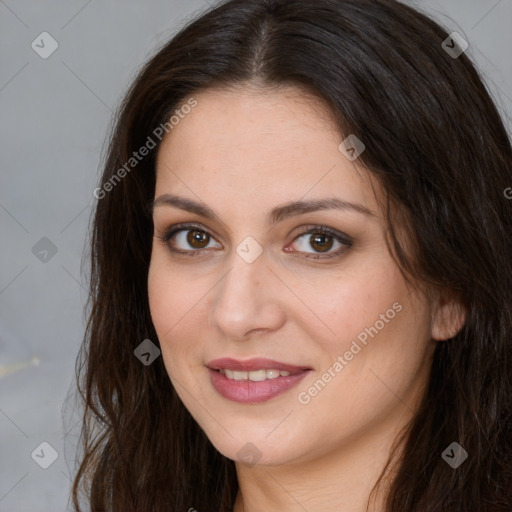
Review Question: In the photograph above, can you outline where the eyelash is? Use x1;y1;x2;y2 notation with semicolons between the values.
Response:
155;222;353;260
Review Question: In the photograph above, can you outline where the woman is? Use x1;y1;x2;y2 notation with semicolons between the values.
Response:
71;0;512;510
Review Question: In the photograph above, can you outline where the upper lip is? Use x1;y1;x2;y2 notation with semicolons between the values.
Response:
206;357;312;373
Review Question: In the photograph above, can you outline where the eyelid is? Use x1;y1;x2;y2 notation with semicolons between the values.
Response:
292;225;352;245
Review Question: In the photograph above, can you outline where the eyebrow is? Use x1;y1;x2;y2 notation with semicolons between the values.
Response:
150;194;375;224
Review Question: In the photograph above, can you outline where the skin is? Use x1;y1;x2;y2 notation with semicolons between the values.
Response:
148;84;466;512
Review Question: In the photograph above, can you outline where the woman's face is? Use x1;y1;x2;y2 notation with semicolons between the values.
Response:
148;86;441;467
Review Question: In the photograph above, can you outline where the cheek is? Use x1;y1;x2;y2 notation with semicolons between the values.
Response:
306;291;431;424
147;254;214;377
301;255;408;354
148;251;202;336
148;259;175;337
300;256;432;401
148;259;192;362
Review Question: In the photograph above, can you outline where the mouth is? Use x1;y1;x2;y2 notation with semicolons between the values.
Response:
206;357;312;374
206;357;312;403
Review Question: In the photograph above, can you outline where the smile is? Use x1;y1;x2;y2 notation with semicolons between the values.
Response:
206;358;312;403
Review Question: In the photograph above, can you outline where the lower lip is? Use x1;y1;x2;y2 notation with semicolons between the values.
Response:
207;368;310;403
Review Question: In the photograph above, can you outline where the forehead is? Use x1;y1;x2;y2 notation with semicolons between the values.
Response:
158;85;337;154
154;85;378;214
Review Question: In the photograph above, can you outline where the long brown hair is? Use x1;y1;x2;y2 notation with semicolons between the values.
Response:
70;0;512;510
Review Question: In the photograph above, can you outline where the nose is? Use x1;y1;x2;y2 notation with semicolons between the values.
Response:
209;248;286;341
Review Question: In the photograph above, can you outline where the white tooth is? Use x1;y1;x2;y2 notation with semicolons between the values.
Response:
221;368;294;380
248;370;267;381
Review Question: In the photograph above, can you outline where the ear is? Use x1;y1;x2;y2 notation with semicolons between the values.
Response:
430;289;467;341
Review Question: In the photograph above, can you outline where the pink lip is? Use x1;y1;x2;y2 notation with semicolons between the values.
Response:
206;358;312;403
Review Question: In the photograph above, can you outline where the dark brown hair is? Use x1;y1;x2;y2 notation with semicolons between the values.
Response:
70;0;512;510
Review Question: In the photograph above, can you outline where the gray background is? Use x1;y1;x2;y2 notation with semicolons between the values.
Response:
1;1;510;511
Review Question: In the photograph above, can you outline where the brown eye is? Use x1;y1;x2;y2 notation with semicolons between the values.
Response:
309;233;334;253
161;225;222;254
187;229;210;249
289;226;352;259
